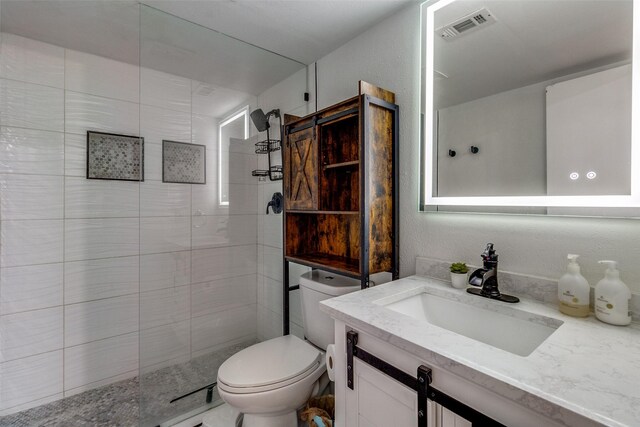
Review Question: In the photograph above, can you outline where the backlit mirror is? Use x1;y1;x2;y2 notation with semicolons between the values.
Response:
421;0;640;210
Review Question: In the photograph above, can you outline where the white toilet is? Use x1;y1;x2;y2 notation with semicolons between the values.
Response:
214;270;361;427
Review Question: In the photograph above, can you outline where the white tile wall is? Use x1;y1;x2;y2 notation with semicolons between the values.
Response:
65;218;140;261
0;350;63;412
0;79;64;132
191;214;257;250
0;307;63;362
0;34;260;414
1;220;64;267
64;332;139;391
262;214;283;248
141;105;191;145
190;183;222;216
192;245;257;283
0;263;63;314
192;183;258;216
64;294;139;347
0;174;64;220
229;135;260;155
64;91;139;136
64;133;87;177
140;321;190;372
191;114;218;146
191;304;257;356
257;304;305;342
140;216;191;254
64;178;140;218
191;274;257;318
263;245;283;282
0;33;65;88
140;181;191;217
64;257;139;304
259;276;285;319
65;50;139;103
140;251;191;292
0;127;64;175
257;304;284;342
140;68;191;113
140;286;189;330
225;152;258;185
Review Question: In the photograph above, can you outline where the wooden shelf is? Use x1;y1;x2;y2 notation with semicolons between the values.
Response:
286;253;360;276
287;210;359;215
283;81;397;281
323;160;359;170
281;81;398;335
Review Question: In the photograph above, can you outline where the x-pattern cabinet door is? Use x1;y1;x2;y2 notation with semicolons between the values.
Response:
285;127;318;210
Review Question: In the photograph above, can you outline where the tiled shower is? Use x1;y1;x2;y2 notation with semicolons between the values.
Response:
0;3;308;426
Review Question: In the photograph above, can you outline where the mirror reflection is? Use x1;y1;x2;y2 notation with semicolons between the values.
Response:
431;0;633;198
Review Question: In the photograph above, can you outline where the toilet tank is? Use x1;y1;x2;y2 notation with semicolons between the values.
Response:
299;270;362;350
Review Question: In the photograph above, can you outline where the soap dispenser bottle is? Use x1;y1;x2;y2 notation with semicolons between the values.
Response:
595;261;631;326
558;254;590;317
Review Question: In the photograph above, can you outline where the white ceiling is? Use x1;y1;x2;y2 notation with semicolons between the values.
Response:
0;0;413;95
433;0;633;109
143;0;415;65
1;1;142;65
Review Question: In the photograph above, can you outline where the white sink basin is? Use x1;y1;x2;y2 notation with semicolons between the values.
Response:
380;291;563;356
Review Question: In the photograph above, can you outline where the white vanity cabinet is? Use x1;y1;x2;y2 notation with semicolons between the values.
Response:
323;276;639;427
332;321;571;427
348;359;470;427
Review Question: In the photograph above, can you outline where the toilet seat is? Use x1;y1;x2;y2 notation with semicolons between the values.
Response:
217;335;323;394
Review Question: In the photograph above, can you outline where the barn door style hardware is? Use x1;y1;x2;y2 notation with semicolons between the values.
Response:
346;331;505;427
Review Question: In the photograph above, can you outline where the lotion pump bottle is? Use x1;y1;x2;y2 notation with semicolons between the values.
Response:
595;261;631;326
558;254;590;317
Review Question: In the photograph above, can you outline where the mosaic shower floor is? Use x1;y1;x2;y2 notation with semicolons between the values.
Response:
0;341;254;427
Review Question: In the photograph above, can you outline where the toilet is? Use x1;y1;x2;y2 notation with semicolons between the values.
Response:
213;270;361;427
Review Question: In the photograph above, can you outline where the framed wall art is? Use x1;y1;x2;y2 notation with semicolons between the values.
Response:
162;140;206;184
86;131;144;182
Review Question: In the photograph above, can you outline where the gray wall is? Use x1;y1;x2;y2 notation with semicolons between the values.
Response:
437;81;547;197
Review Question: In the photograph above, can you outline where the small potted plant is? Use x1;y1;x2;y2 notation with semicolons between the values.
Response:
450;262;469;289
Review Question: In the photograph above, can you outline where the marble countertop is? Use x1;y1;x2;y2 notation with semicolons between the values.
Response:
320;275;640;427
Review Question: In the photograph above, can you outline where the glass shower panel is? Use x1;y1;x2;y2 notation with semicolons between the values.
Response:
138;5;305;426
0;2;143;425
0;2;304;424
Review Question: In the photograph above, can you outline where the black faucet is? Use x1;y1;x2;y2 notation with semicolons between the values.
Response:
467;243;519;303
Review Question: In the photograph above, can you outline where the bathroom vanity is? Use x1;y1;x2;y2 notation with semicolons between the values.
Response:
321;276;640;427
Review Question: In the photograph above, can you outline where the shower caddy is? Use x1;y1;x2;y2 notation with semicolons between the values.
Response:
281;81;399;334
251;110;283;181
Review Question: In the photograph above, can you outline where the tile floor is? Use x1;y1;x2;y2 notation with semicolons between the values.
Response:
0;341;254;427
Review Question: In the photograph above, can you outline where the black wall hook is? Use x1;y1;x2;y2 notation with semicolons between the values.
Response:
470;146;479;154
448;149;456;157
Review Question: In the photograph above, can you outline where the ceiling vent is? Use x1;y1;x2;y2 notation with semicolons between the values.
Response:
436;8;496;41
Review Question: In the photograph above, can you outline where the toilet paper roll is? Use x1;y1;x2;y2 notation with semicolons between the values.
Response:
326;344;336;381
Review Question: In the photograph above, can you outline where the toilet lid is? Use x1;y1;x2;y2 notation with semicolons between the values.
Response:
217;335;322;389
